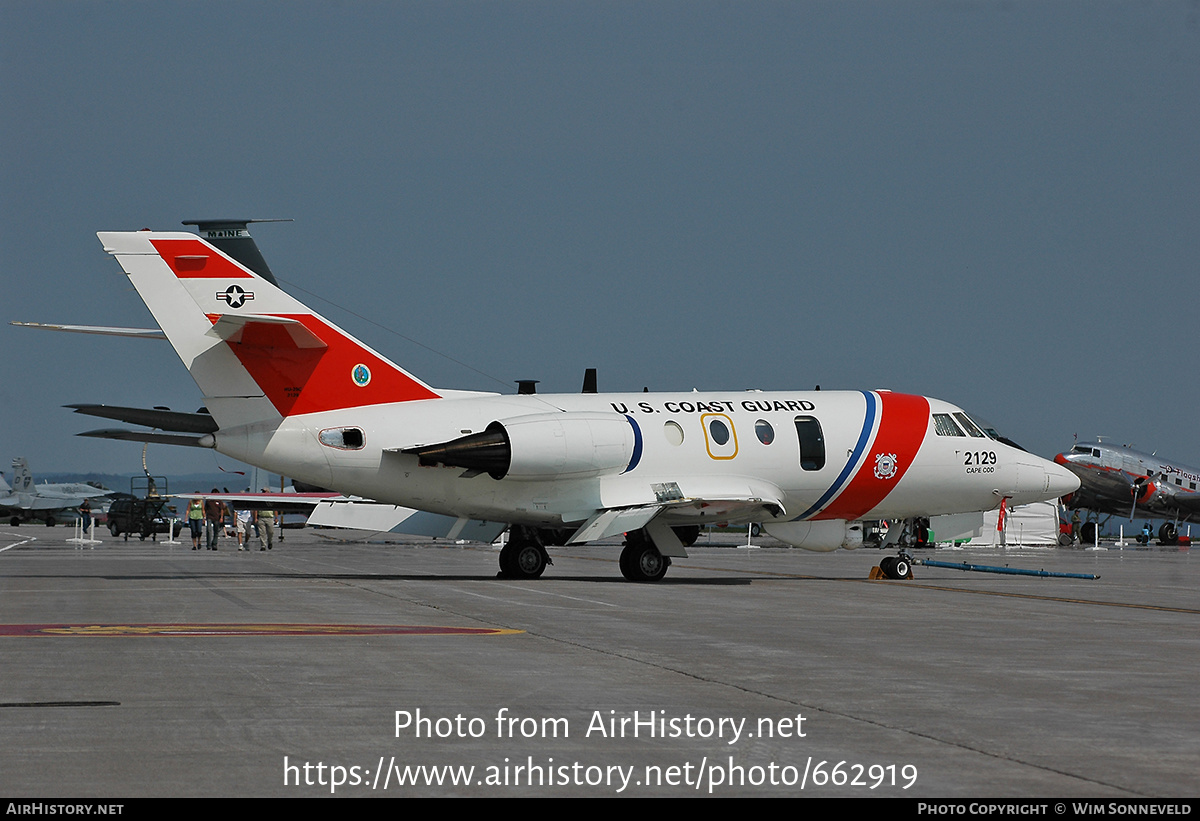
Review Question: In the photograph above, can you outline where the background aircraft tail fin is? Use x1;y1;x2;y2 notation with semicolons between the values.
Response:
98;231;440;429
10;458;33;494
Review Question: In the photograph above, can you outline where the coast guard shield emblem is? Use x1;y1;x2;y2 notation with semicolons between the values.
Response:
874;452;899;480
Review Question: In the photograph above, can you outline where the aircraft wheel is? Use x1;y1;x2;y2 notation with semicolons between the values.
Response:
1080;522;1098;545
512;544;548;579
1159;522;1178;546
45;517;56;528
10;517;19;527
621;542;669;582
893;558;911;579
879;556;897;577
498;541;518;576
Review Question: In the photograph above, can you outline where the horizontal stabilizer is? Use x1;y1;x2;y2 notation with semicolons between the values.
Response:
11;321;165;339
77;428;213;448
205;314;328;349
66;404;218;433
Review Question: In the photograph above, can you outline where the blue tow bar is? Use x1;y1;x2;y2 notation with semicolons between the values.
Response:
913;558;1099;580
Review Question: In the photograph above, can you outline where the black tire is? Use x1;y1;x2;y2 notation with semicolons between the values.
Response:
1159;522;1178;546
1080;522;1098;545
621;542;669;582
512;544;548;579
893;558;911;579
109;522;120;537
10;517;19;527
498;541;517;576
45;517;56;527
619;546;634;580
879;556;897;576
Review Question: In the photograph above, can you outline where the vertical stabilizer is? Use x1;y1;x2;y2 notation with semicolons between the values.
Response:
98;231;441;429
180;219;288;285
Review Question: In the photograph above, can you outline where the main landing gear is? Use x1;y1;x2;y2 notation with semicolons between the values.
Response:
497;526;552;579
619;529;671;582
495;524;689;582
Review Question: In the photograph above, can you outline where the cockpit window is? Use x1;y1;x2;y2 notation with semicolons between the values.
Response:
933;413;965;437
1072;445;1091;454
953;412;986;438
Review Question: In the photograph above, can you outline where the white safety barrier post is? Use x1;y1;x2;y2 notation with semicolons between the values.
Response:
163;518;182;546
68;517;102;548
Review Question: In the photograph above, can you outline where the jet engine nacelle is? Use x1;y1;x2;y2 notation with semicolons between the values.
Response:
762;519;865;552
412;411;638;481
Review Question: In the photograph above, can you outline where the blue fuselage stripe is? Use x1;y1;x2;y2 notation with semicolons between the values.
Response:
796;390;877;520
624;415;643;473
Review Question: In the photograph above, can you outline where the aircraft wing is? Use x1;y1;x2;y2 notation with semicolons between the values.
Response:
1172;494;1200;516
568;476;787;550
172;491;339;512
306;498;506;543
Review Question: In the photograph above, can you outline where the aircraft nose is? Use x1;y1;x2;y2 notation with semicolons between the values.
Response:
1046;459;1081;497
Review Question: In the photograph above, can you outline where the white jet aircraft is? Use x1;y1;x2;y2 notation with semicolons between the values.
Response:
64;230;1077;580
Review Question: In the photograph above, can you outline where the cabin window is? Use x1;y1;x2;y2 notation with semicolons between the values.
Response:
794;416;825;471
663;420;684;446
319;427;365;450
933;413;965;437
755;420;774;445
709;418;730;445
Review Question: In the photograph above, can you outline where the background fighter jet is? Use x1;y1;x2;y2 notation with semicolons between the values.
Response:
1056;442;1200;544
0;457;113;526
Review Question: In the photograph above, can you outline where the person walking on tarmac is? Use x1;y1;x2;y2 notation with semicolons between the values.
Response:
187;494;204;550
1071;509;1081;544
253;491;276;551
204;489;225;551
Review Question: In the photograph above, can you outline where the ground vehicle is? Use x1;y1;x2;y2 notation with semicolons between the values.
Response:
106;477;180;540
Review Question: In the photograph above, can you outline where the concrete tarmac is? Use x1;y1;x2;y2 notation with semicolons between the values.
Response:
0;524;1195;797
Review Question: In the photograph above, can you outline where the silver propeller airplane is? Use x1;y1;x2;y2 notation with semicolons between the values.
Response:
1056;442;1200;544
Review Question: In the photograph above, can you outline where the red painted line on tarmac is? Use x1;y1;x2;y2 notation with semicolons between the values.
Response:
0;623;522;637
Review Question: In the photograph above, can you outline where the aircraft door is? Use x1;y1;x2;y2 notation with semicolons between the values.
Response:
794;416;826;471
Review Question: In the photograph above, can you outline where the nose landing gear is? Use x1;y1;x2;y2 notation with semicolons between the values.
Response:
876;553;913;580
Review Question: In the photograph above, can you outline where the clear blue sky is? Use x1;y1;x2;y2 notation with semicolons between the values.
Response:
3;1;1198;475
